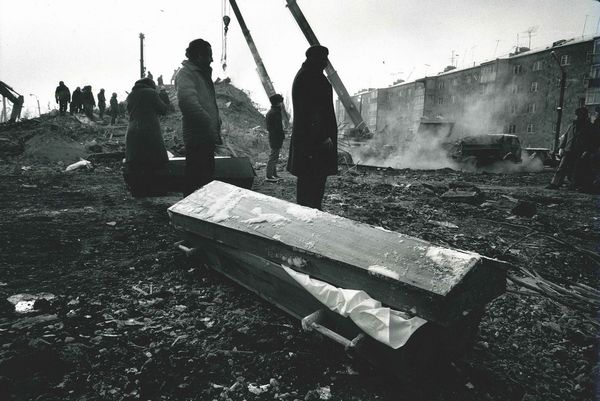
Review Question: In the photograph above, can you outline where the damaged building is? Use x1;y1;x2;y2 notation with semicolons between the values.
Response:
337;36;597;148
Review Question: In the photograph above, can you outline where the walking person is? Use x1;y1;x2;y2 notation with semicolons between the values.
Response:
287;45;337;210
123;78;168;197
81;85;96;121
70;87;82;115
55;81;71;116
265;93;285;182
547;107;592;189
176;38;222;196
97;88;106;119
109;92;119;125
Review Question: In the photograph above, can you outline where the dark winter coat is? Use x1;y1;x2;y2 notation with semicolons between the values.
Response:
55;84;71;102
266;106;284;149
81;87;95;107
97;91;106;107
125;79;168;165
176;60;222;147
110;96;119;114
287;61;338;177
560;119;592;154
71;88;82;106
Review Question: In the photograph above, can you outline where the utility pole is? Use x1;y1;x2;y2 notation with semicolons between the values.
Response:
285;0;369;136
551;51;566;155
139;33;146;78
228;0;290;127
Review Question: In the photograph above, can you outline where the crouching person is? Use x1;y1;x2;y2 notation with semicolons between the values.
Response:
123;78;169;197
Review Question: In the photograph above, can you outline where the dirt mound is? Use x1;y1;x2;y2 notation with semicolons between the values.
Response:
24;132;86;164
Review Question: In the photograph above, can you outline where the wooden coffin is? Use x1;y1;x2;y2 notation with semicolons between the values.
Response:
168;181;506;327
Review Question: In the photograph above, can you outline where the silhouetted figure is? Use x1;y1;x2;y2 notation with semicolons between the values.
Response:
97;89;106;119
158;89;173;113
176;38;222;196
157;75;164;86
110;92;119;125
171;68;180;84
81;85;96;120
147;71;154;81
547;107;592;189
265;93;285;182
287;46;338;210
70;87;82;115
123;78;168;197
573;106;600;192
55;81;71;116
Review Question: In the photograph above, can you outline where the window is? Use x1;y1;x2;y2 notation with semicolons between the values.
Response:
592;66;600;79
560;55;570;66
530;82;538;92
595;39;600;54
510;103;518;114
527;123;535;133
532;61;542;71
527;103;536;113
586;88;600;104
452;78;458;86
508;124;516;133
511;84;521;94
438;97;444;104
437;81;445;89
513;64;523;74
451;95;456;104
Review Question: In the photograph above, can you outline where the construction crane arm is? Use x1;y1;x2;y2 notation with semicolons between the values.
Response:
285;0;370;135
0;81;24;123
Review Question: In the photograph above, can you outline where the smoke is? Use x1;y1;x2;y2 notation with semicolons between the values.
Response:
345;80;543;173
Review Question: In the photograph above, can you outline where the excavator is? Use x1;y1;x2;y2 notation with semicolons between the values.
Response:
0;81;24;123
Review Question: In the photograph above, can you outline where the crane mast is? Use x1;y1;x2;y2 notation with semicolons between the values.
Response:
285;0;370;135
228;0;290;127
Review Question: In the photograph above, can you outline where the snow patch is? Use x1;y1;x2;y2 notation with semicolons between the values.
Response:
242;207;290;226
285;204;320;223
425;246;478;275
368;265;401;281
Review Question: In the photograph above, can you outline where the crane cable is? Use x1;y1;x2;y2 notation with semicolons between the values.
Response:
221;0;231;72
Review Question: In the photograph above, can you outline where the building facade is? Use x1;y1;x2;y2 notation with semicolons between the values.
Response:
336;36;597;148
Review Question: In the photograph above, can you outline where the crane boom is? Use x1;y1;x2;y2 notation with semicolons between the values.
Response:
285;0;369;135
228;0;290;127
0;81;24;123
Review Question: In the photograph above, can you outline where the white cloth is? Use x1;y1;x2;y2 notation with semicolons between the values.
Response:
281;265;427;349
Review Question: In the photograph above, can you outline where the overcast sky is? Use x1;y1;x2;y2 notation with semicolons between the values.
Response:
1;0;599;117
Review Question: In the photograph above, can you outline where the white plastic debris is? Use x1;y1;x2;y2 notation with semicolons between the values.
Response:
65;158;92;172
316;386;332;400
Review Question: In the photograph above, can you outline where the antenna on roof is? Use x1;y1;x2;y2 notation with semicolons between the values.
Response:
522;26;538;49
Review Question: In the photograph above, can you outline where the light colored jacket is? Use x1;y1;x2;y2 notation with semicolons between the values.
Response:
176;60;222;147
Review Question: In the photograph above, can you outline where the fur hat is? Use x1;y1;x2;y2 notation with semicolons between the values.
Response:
186;39;212;59
305;45;329;59
269;94;283;105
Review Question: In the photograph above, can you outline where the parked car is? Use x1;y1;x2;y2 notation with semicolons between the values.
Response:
445;134;522;166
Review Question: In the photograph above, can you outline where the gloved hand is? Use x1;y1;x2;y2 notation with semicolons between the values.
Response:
321;137;333;151
558;148;564;157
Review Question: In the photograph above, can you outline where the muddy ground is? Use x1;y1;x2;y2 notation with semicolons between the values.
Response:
1;88;599;400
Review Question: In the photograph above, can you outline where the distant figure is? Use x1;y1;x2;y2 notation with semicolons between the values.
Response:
547;107;591;189
97;88;106;119
176;38;222;196
81;85;96;120
157;75;164;87
70;87;82;114
147;71;154;81
158;88;173;113
55;81;71;116
109;92;119;125
124;78;168;197
265;93;285;182
171;68;180;84
287;45;337;210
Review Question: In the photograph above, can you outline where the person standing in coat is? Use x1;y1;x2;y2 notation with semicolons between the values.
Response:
97;89;106;119
176;38;222;196
109;92;119;125
547;107;592;189
265;93;285;182
55;81;71;116
70;87;82;115
287;45;337;210
81;85;96;120
124;78;168;197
